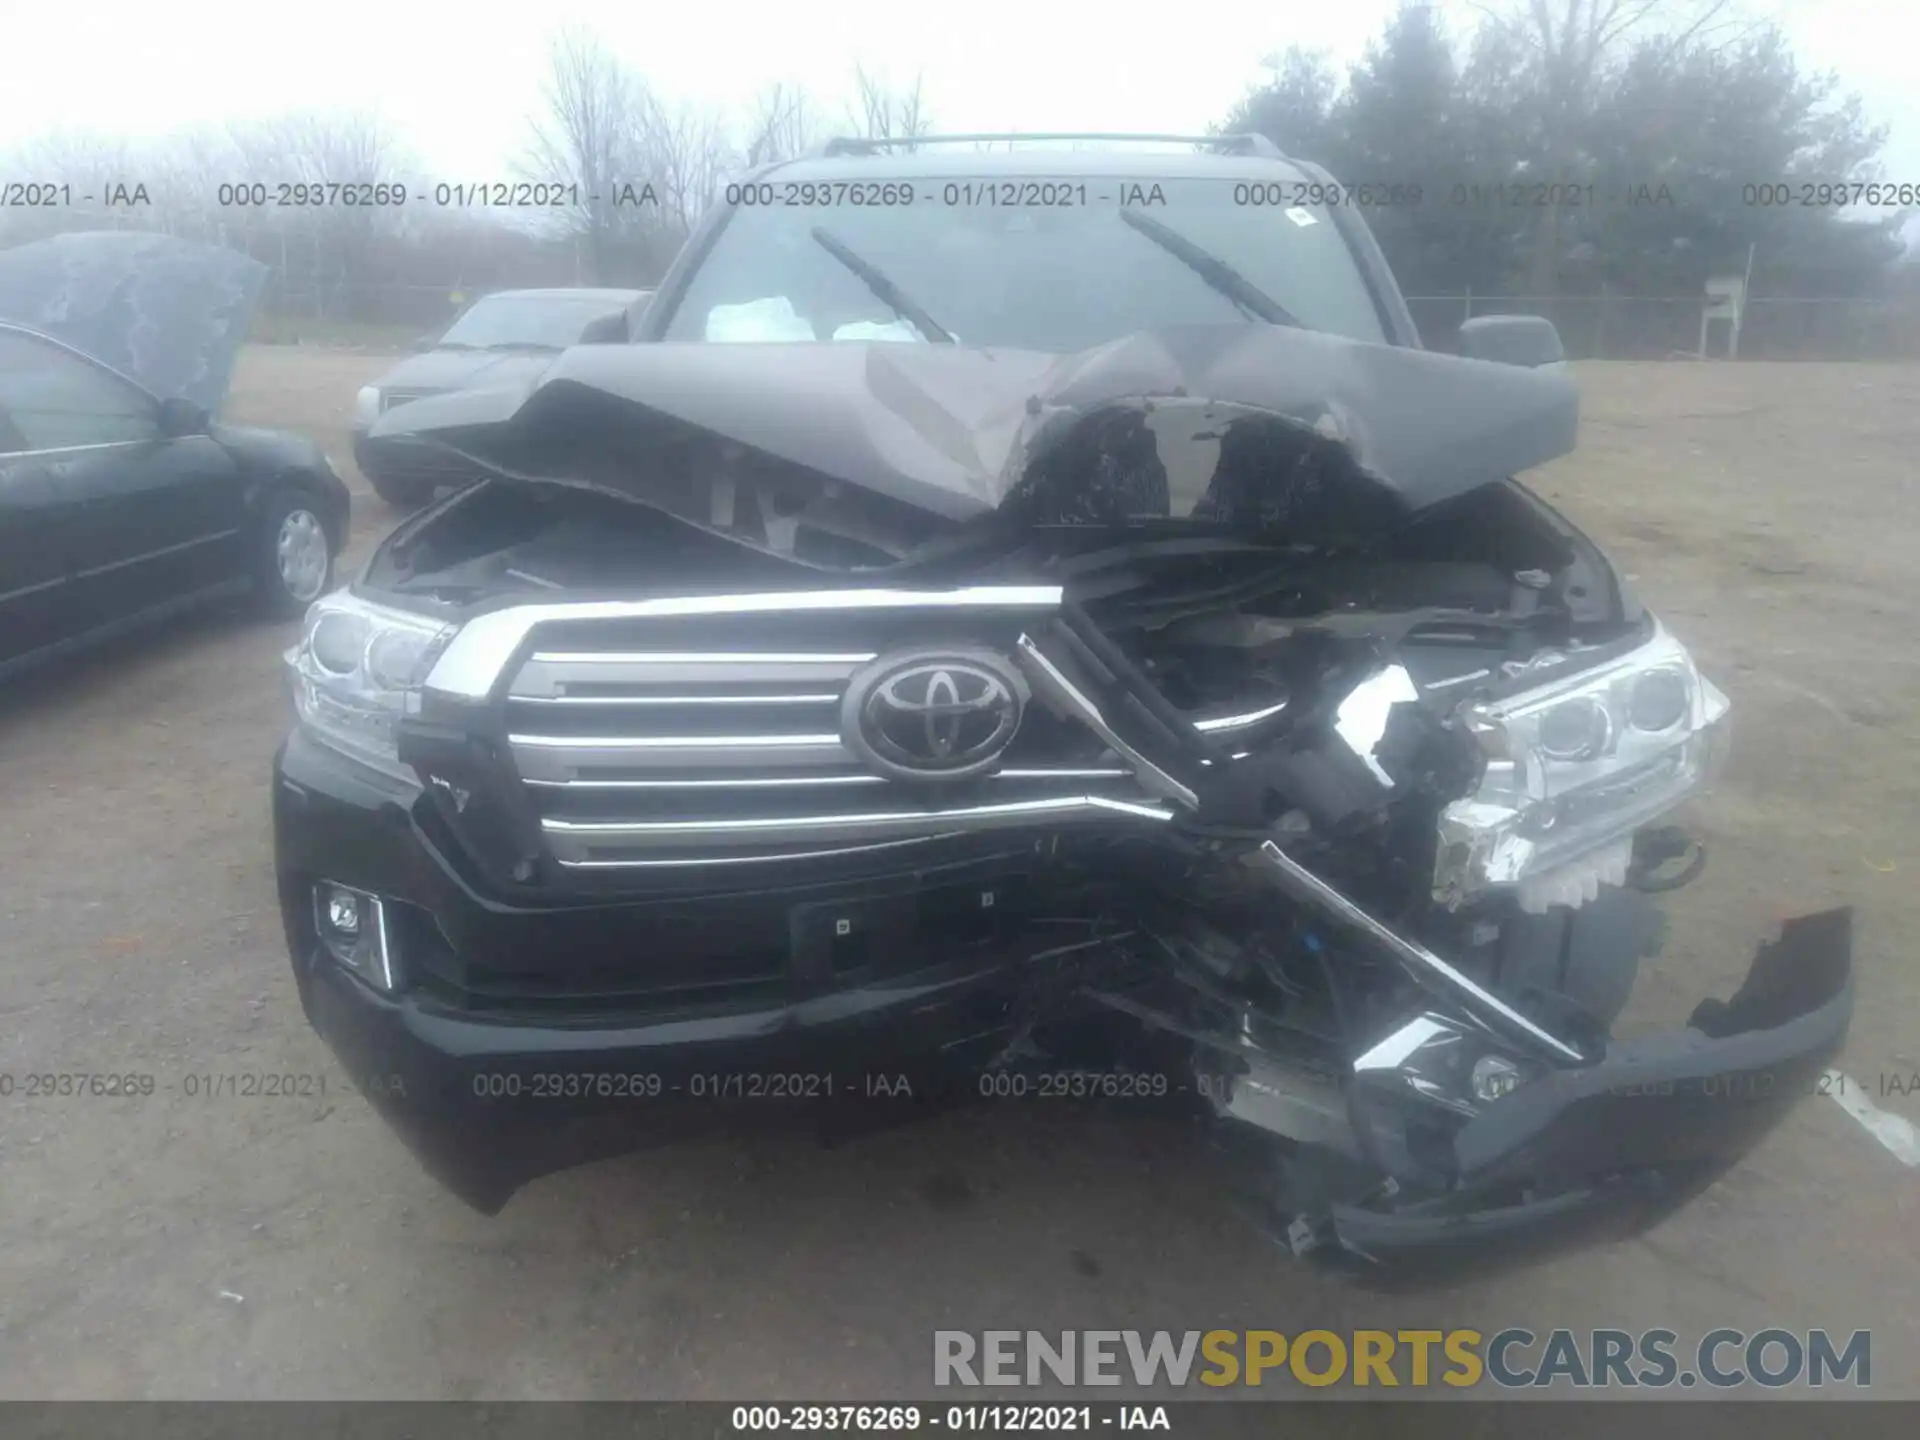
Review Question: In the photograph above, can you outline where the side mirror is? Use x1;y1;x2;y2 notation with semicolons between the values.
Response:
577;310;629;345
1458;315;1566;368
157;396;209;438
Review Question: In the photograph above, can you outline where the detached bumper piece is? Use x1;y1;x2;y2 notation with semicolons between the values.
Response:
1327;907;1852;1279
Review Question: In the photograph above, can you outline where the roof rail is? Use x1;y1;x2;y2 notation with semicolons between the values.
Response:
811;132;1287;159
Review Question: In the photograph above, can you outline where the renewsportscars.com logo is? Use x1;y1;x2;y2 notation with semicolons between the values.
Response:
933;1328;1872;1390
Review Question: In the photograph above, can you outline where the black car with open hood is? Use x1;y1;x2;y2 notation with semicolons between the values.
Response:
0;231;351;679
272;137;1849;1279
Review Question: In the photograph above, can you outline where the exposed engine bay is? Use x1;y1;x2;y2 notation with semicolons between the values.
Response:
291;329;1851;1271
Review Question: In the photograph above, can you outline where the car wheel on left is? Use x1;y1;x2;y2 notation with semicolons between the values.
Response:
258;489;336;617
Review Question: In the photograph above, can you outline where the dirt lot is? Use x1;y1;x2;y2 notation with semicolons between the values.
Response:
1;350;1916;1399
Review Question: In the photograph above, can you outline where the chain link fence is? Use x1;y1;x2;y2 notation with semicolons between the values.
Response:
240;270;1920;360
1406;292;1920;361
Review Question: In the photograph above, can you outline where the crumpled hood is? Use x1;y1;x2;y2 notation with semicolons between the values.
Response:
0;231;263;413
372;347;563;396
371;324;1580;528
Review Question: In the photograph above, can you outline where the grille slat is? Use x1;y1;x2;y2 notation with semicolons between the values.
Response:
542;794;1171;857
512;654;871;693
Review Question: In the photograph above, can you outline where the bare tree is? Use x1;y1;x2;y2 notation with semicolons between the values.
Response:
523;24;651;282
1455;1;1742;287
847;64;932;145
0;129;148;244
218;109;410;315
741;82;820;167
638;94;734;252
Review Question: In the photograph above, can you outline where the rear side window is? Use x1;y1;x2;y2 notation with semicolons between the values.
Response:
0;331;157;453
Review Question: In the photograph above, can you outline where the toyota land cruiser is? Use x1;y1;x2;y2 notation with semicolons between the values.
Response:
272;134;1852;1275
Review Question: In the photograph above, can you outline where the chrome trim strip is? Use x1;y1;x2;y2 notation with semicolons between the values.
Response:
531;651;878;665
510;732;842;749
557;836;952;869
542;794;1172;850
525;772;888;789
1256;841;1585;1065
1420;667;1493;692
74;527;242;580
1192;699;1290;733
1013;635;1200;811
0;438;150;458
519;765;1134;790
512;656;872;690
998;766;1131;780
511;692;842;707
0;573;66;604
428;586;1064;701
511;735;853;777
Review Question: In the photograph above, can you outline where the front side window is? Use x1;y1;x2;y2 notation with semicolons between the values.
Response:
0;331;158;454
661;176;1389;352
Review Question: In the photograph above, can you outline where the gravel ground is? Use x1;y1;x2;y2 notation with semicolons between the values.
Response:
0;350;1915;1399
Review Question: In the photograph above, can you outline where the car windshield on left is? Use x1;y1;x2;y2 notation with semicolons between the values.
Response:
0;329;157;452
436;294;621;350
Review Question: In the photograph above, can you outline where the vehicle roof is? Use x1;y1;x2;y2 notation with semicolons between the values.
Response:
480;287;651;302
760;146;1313;185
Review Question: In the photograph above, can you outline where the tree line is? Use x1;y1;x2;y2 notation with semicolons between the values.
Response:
0;2;1905;335
1226;2;1903;301
0;28;928;327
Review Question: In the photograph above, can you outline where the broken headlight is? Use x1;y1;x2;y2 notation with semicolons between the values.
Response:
1433;620;1729;912
286;591;456;782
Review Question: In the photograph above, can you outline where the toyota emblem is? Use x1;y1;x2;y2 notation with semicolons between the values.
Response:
841;648;1028;781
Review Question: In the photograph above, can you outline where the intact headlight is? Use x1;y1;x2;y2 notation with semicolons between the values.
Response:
353;385;382;426
286;591;457;782
1433;621;1730;910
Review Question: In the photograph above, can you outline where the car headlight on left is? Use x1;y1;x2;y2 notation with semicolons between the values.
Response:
353;385;382;426
286;592;457;782
1434;620;1730;911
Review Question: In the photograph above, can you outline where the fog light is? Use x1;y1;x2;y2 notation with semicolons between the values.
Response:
1471;1053;1524;1102
324;887;362;936
313;882;399;992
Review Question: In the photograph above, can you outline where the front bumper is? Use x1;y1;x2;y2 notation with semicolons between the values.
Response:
1325;906;1853;1278
275;724;1853;1264
273;727;1050;1211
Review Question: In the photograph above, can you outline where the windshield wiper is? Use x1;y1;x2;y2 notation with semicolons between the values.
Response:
479;341;563;352
809;226;954;343
1116;208;1303;329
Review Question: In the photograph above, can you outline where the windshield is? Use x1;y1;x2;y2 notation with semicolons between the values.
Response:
660;177;1387;350
438;293;626;349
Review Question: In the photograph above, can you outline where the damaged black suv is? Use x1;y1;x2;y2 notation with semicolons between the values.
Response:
272;134;1852;1275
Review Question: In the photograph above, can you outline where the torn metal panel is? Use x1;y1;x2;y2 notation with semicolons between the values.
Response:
369;324;1581;546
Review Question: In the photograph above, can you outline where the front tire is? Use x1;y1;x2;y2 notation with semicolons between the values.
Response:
256;489;335;618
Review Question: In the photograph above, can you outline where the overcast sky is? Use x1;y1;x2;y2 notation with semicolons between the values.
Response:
3;1;1912;183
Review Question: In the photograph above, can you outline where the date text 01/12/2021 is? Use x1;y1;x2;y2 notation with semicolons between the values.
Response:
729;1406;1171;1432
465;1070;916;1102
208;181;661;209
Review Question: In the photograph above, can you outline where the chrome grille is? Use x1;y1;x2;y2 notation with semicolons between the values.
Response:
478;590;1175;869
